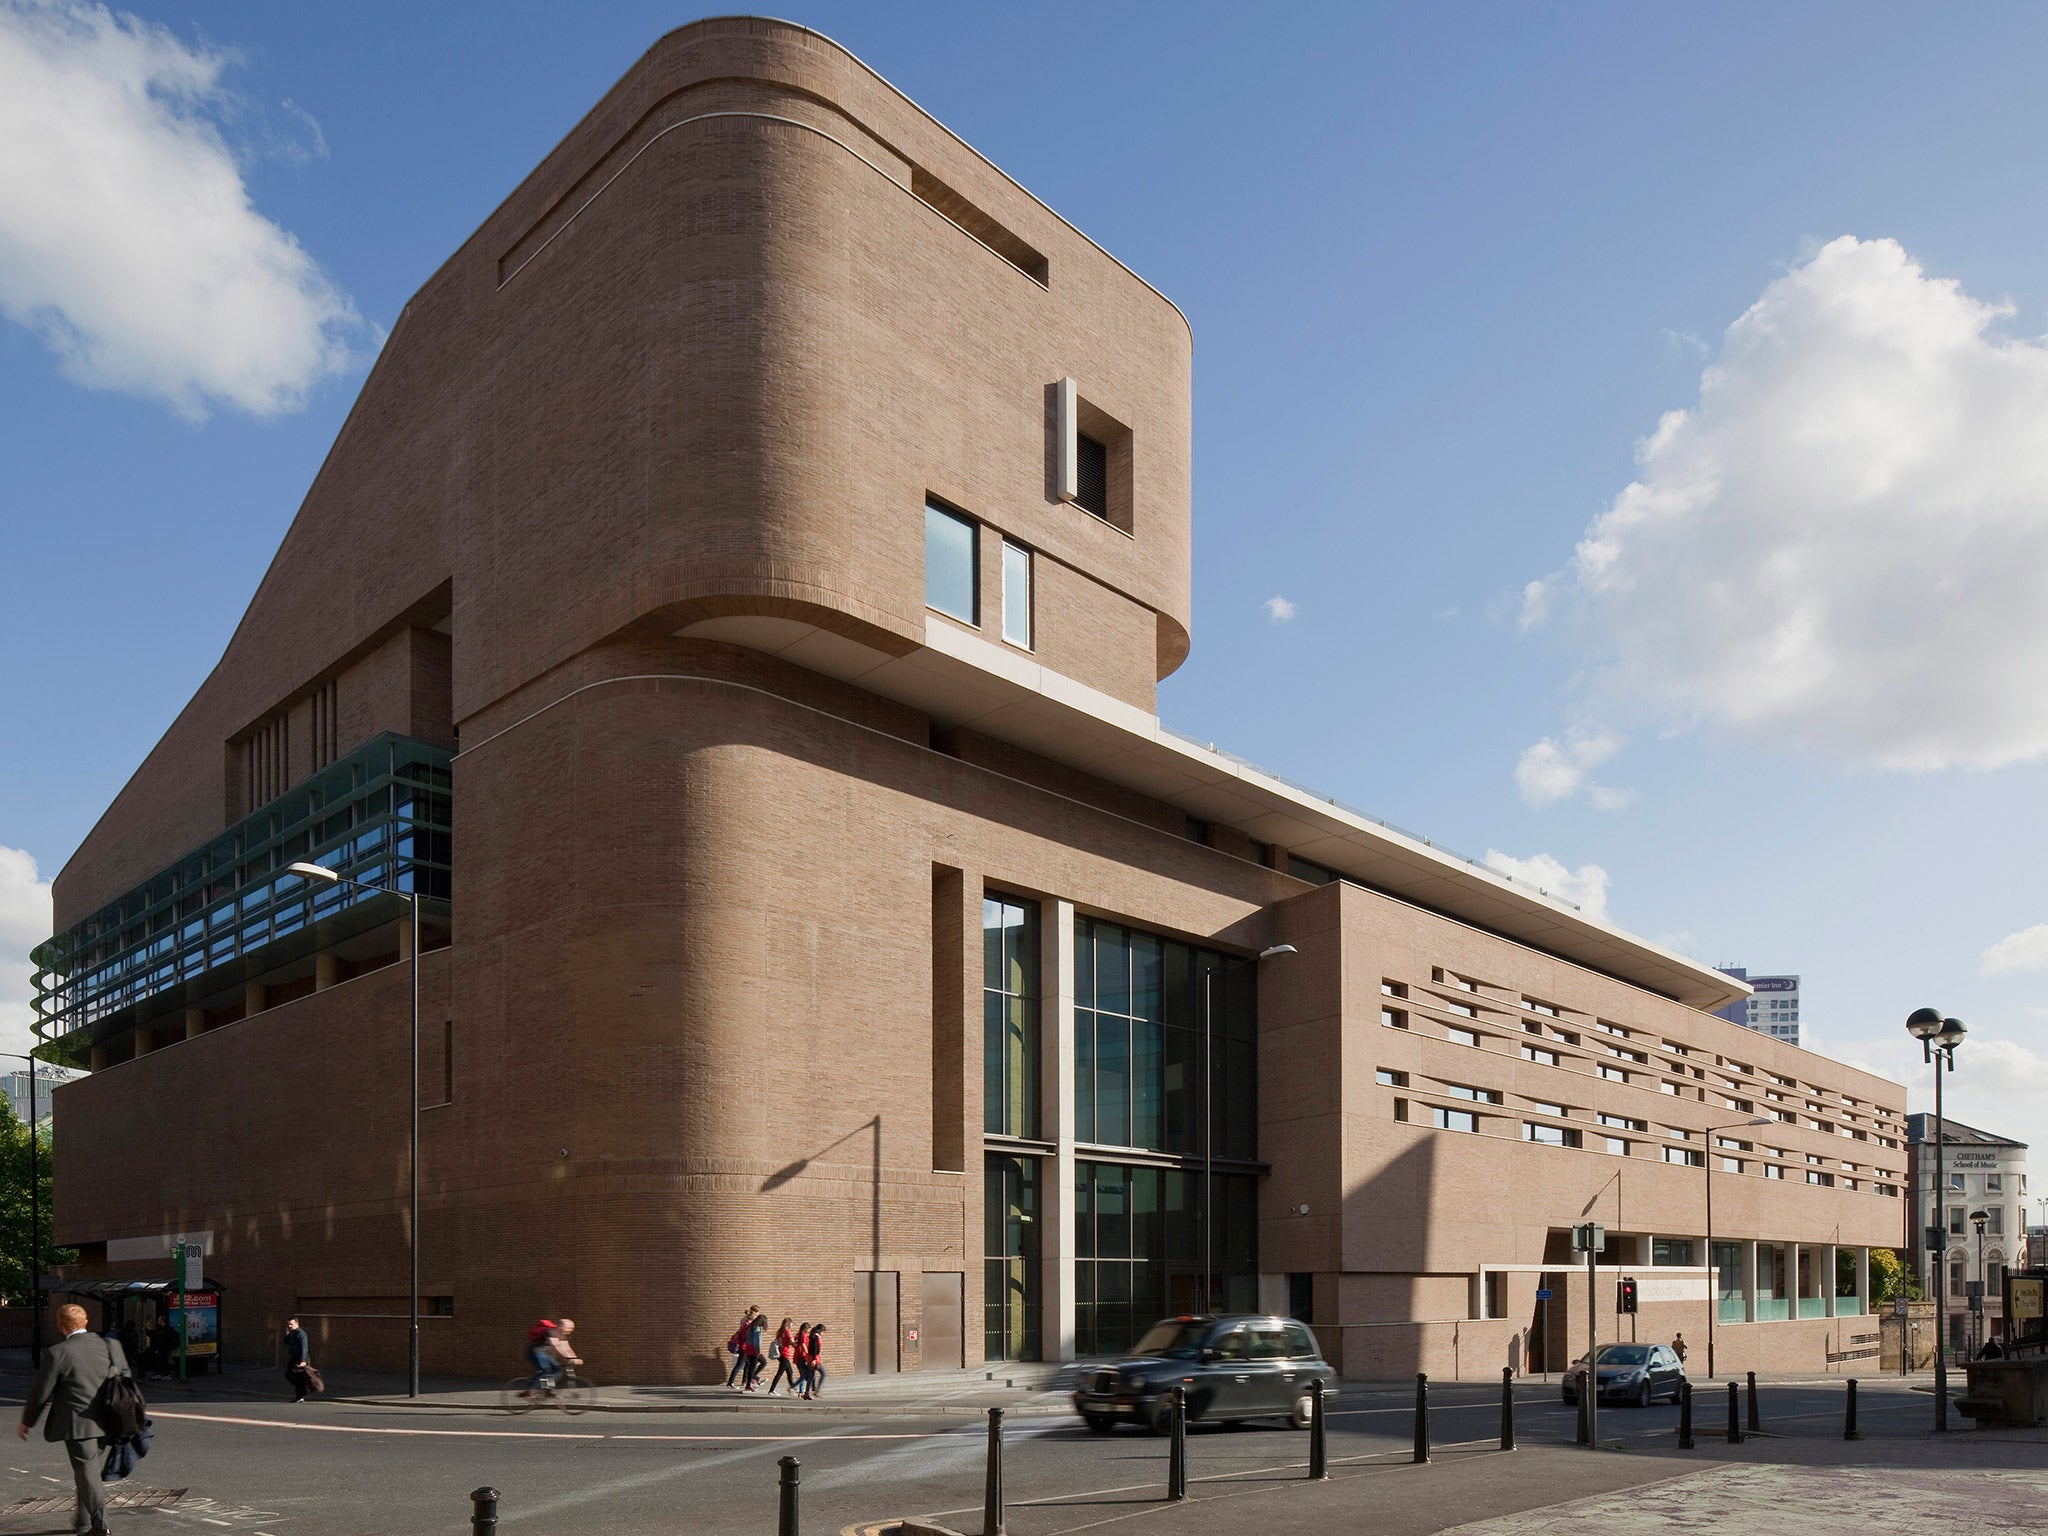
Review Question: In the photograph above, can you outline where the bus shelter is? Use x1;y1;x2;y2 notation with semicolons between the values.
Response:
39;1276;225;1375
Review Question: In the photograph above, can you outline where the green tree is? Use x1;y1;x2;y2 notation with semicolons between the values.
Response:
1869;1246;1922;1303
0;1104;77;1305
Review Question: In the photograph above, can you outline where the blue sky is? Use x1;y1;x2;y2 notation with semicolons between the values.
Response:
6;1;2048;1173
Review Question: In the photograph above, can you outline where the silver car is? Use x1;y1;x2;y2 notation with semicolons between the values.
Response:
1561;1342;1686;1407
1071;1315;1335;1433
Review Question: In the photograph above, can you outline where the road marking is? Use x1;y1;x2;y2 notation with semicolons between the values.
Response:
147;1408;933;1445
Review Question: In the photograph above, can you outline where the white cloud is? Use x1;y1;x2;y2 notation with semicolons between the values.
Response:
1527;235;2048;771
0;847;53;1061
0;0;364;419
1514;724;1628;809
1263;596;1296;622
1482;848;1610;920
1982;923;2048;977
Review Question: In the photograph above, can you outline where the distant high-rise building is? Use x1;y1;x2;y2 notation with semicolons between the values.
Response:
1715;968;1801;1046
1;1064;85;1128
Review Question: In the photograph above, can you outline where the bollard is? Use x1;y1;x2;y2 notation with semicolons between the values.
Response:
1167;1385;1188;1502
470;1487;499;1536
983;1406;1005;1536
1413;1372;1430;1464
1575;1380;1589;1445
1500;1367;1515;1451
1308;1377;1329;1480
778;1455;800;1536
1844;1378;1861;1441
1725;1381;1743;1444
1746;1370;1760;1432
1677;1380;1694;1450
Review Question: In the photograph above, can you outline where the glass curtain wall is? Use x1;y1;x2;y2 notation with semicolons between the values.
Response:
1073;919;1254;1158
1074;1161;1256;1353
983;895;1039;1138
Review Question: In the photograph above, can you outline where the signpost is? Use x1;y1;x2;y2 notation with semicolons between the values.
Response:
1571;1223;1604;1448
1536;1288;1553;1381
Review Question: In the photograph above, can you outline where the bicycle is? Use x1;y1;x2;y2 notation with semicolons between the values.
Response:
500;1369;593;1414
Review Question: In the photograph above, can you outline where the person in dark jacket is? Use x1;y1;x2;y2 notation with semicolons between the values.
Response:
284;1318;313;1401
18;1302;124;1535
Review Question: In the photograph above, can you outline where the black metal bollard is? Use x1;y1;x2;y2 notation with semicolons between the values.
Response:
470;1487;498;1536
1575;1381;1589;1446
1844;1378;1861;1441
983;1406;1005;1536
1167;1385;1188;1502
1308;1377;1329;1480
1500;1367;1515;1451
1678;1380;1694;1449
1746;1370;1760;1432
778;1455;800;1536
1725;1381;1743;1444
1413;1373;1430;1464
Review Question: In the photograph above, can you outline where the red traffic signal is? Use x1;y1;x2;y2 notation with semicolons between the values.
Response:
1618;1277;1639;1314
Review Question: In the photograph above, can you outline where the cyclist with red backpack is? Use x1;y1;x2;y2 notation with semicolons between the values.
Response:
524;1317;581;1392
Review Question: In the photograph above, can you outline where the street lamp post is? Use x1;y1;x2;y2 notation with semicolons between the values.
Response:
1906;1008;1965;1432
289;861;422;1397
1703;1115;1770;1380
1201;944;1296;1314
1;1052;44;1368
1970;1210;1989;1359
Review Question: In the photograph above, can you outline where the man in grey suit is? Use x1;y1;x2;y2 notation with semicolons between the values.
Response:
18;1303;121;1535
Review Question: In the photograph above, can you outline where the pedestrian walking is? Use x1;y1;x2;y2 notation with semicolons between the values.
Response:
766;1317;801;1395
1671;1332;1688;1365
725;1305;759;1389
742;1310;768;1390
284;1317;315;1401
18;1303;126;1535
806;1323;826;1399
792;1324;814;1398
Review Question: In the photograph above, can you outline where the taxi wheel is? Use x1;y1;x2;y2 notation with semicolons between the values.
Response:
1288;1390;1314;1430
1083;1412;1115;1434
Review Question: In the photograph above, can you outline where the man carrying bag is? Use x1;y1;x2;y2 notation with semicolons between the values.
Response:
18;1303;139;1535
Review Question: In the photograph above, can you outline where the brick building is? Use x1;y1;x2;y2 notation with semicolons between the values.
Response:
31;18;1906;1384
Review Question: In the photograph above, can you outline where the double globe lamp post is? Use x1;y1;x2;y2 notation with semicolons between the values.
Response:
1906;1007;1966;1432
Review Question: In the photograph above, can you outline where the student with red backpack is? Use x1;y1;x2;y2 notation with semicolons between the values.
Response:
725;1306;760;1389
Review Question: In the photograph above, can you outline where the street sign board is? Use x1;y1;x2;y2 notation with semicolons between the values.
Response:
1925;1226;1946;1253
1570;1222;1605;1253
1894;1298;1910;1318
1535;1288;1553;1301
181;1242;204;1290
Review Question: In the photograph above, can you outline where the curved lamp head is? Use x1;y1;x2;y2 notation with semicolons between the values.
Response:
1906;1008;1944;1040
1971;1210;1989;1230
1938;1016;1968;1048
1259;945;1298;959
287;862;339;883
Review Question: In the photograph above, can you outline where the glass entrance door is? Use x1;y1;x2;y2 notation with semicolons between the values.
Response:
985;1154;1041;1362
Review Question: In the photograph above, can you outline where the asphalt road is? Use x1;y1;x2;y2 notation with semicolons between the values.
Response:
0;1376;1990;1536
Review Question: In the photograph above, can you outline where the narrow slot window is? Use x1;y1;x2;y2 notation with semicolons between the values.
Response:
1001;540;1032;647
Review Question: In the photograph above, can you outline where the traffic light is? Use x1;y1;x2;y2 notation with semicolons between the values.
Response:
1618;1277;1639;1314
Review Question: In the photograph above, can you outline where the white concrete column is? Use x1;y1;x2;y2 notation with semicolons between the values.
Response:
1789;1242;1802;1319
1825;1244;1838;1317
1743;1240;1759;1323
1040;899;1078;1362
1857;1247;1871;1317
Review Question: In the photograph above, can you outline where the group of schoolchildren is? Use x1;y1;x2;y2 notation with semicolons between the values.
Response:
724;1306;826;1397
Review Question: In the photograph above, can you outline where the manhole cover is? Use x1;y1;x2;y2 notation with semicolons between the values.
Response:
3;1486;186;1514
